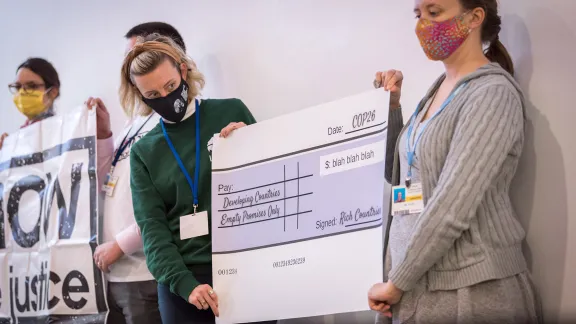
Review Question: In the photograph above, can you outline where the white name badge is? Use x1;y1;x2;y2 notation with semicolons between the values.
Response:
391;183;424;216
180;211;209;240
102;174;119;197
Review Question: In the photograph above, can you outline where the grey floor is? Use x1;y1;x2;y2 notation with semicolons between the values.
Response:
279;311;376;324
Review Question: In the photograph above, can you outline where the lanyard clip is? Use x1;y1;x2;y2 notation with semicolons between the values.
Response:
405;177;412;188
193;204;198;215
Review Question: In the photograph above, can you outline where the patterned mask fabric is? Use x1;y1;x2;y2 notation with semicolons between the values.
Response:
415;12;471;61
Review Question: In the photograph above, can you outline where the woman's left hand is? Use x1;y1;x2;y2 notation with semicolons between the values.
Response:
367;281;403;317
93;240;124;272
219;122;246;138
86;97;112;140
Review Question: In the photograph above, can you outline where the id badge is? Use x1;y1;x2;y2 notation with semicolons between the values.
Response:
102;174;119;197
391;183;424;216
180;211;209;240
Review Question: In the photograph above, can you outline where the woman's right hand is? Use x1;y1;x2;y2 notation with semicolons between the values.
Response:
85;97;113;140
0;133;8;150
188;284;219;317
219;122;246;138
375;70;403;109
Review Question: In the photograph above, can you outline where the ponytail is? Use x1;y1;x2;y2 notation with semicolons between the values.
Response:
460;0;513;75
485;37;514;76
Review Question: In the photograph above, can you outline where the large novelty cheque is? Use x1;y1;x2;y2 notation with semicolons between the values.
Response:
211;90;390;323
0;107;107;323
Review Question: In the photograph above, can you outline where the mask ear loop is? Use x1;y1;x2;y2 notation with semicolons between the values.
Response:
460;10;472;19
453;10;473;37
24;87;55;123
459;10;474;34
42;87;56;117
183;64;194;105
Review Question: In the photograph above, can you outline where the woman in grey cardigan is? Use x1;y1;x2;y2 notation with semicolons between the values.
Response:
368;0;541;323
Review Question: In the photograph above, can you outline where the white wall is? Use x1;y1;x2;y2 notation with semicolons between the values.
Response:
500;1;576;323
0;0;574;323
0;0;440;135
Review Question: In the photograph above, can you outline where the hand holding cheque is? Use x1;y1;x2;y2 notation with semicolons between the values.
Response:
374;69;403;109
189;284;219;316
368;68;404;318
187;121;247;317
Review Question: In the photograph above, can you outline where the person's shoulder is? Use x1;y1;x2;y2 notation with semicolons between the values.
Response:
468;73;523;106
202;98;253;120
202;98;247;111
131;123;163;157
463;74;524;124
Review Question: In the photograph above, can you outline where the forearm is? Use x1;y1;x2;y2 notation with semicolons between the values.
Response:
97;136;114;187
140;219;200;300
385;107;404;184
131;152;200;301
115;223;143;255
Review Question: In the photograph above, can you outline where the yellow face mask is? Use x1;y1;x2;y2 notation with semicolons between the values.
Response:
13;89;48;119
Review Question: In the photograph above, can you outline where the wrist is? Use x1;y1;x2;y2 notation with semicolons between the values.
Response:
112;240;124;255
98;130;112;139
387;280;403;293
177;273;201;301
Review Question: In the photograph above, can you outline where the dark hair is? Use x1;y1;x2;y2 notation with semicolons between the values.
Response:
125;22;186;52
460;0;514;75
17;57;61;97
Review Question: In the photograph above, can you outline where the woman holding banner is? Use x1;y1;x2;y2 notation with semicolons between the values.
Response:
367;0;541;323
120;34;275;324
8;58;60;129
1;57;62;149
2;57;112;150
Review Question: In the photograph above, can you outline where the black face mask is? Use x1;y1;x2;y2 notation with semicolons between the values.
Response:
142;79;189;123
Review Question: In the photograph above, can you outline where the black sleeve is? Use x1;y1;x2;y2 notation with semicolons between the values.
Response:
385;107;405;184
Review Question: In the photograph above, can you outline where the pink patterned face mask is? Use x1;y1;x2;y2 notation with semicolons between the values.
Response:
415;13;471;61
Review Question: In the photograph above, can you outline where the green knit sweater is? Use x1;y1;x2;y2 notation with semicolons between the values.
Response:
130;98;256;300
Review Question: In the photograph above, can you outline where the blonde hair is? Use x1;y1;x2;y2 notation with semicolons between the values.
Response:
119;34;205;117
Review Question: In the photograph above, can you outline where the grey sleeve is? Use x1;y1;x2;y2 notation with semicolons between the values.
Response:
385;107;404;184
375;312;391;324
387;85;524;291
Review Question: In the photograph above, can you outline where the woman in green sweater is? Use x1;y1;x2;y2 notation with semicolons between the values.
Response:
120;34;274;324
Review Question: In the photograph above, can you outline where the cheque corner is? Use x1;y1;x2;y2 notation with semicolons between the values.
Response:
211;89;389;172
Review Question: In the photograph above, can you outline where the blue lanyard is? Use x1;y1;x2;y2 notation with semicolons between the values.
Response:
405;82;467;186
160;99;201;212
110;113;154;173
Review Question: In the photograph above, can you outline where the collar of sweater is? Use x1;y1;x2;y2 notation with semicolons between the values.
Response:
162;98;201;124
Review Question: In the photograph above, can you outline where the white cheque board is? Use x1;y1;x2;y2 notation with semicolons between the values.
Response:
211;89;389;323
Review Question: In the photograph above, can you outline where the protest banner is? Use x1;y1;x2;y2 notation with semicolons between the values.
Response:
0;107;107;323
